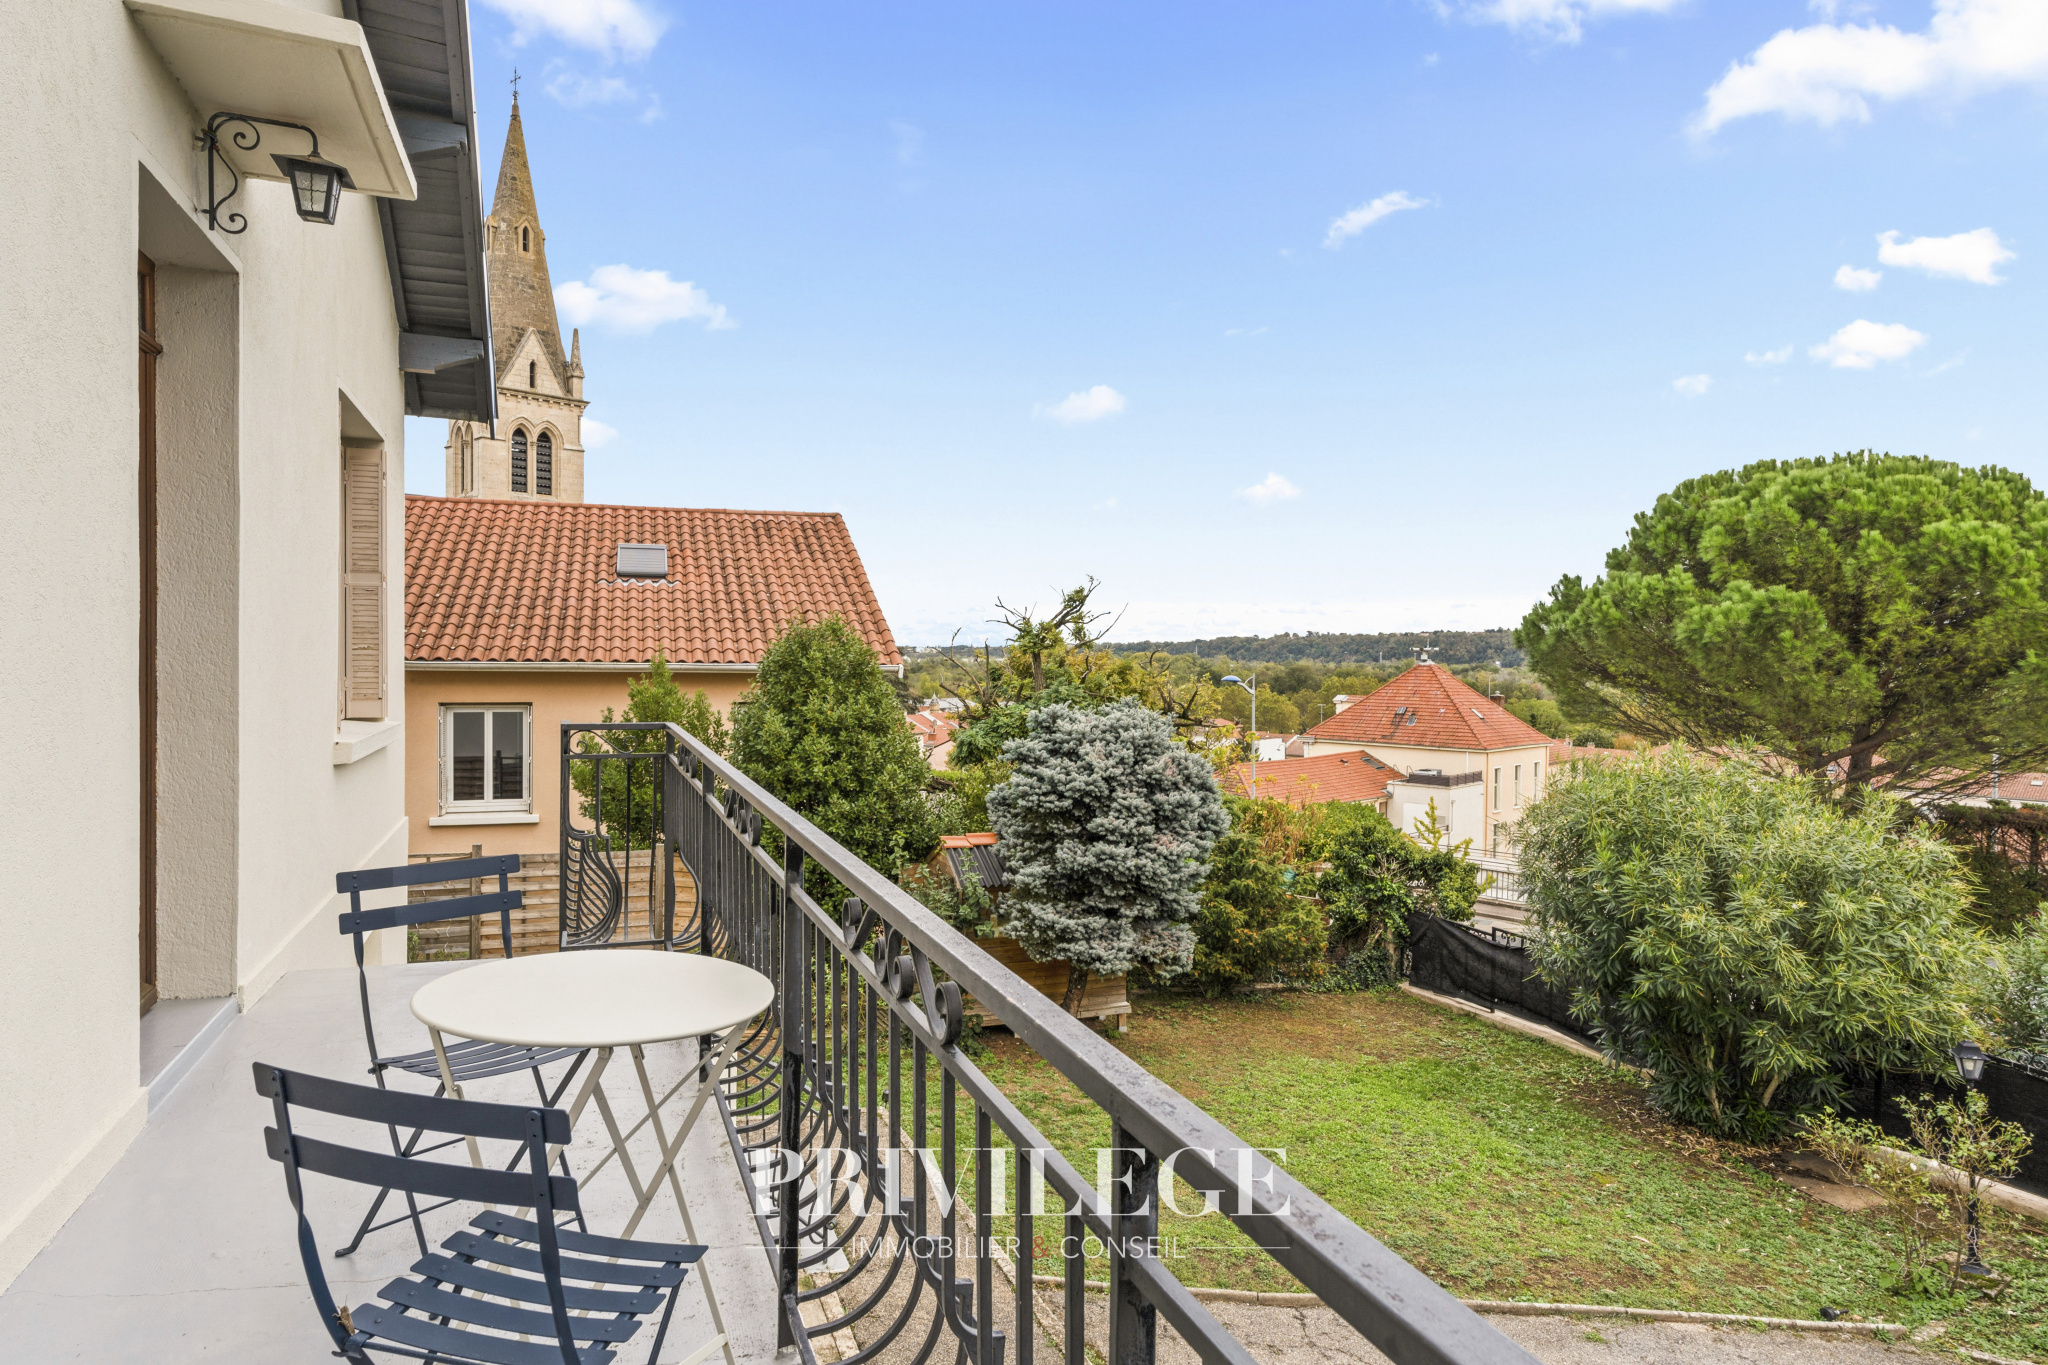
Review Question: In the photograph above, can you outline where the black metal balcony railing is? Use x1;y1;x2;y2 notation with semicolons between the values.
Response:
563;722;1536;1365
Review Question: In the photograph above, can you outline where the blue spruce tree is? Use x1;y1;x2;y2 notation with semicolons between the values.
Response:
988;699;1229;1013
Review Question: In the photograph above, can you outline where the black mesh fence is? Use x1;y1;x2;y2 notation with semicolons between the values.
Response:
1404;912;1587;1042
1837;1057;2048;1189
1404;915;2048;1186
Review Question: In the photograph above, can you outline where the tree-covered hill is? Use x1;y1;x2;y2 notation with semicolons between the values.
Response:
1110;629;1524;668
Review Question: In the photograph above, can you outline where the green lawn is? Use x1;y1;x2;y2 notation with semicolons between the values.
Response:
966;987;2048;1359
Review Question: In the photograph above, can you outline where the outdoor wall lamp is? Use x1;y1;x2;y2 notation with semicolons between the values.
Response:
1954;1039;1988;1084
203;112;353;234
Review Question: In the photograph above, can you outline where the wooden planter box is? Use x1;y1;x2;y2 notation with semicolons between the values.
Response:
963;933;1131;1031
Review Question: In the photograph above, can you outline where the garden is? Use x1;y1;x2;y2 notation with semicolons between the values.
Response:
621;453;2048;1360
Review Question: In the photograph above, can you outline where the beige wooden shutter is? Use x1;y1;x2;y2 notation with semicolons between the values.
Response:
342;448;386;720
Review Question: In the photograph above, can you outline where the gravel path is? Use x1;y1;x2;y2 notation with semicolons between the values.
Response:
1136;1300;1953;1365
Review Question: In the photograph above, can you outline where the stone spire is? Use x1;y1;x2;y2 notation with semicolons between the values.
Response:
566;327;584;398
486;97;568;385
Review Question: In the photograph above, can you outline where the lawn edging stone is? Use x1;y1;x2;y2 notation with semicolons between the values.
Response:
1027;1275;1914;1336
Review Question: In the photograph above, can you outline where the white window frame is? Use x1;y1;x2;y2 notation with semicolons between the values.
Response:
439;704;534;815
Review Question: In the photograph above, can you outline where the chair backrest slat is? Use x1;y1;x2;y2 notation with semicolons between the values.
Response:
255;1062;570;1143
265;1127;579;1211
339;889;521;937
336;854;520;893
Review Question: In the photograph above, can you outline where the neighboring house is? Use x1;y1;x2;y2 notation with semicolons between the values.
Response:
1222;750;1398;815
909;708;959;769
1913;770;2048;810
1;0;491;1293
404;496;901;857
1299;656;1553;852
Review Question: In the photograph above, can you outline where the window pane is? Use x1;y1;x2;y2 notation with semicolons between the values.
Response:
493;711;526;802
451;711;485;802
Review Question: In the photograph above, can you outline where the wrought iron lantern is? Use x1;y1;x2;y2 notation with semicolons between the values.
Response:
275;155;346;224
1954;1039;1988;1084
203;112;352;234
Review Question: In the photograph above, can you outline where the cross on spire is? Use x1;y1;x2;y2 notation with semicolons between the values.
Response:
510;67;520;102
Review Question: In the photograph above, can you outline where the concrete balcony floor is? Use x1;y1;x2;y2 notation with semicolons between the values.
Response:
0;963;783;1363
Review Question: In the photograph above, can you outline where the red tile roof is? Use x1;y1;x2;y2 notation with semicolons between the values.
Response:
405;495;899;666
1222;750;1398;807
1305;664;1551;752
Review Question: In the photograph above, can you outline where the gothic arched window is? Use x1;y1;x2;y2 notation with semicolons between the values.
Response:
528;360;536;388
536;432;553;497
521;226;530;251
510;429;528;493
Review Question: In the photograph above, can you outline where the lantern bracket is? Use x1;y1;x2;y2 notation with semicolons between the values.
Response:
202;112;321;235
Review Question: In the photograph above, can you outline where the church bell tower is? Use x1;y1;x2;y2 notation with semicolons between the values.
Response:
444;92;590;501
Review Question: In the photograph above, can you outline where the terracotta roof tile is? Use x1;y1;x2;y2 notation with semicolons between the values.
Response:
1305;664;1551;752
1222;750;1398;807
404;495;900;666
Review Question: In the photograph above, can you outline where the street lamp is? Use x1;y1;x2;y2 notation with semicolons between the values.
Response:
1222;674;1256;793
1952;1040;1993;1278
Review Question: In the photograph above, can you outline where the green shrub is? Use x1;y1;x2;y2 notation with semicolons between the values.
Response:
1973;915;2048;1057
1188;797;1328;994
573;651;729;848
1521;745;1980;1139
1318;800;1481;988
731;617;939;877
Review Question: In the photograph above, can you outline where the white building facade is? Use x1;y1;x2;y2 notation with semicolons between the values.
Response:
0;0;491;1291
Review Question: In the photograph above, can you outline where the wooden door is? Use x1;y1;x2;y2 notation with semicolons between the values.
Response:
138;253;159;1015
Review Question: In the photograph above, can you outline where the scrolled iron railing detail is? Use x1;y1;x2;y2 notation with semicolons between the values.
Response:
565;720;1538;1365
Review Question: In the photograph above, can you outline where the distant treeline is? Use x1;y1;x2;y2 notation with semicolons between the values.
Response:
1108;629;1525;668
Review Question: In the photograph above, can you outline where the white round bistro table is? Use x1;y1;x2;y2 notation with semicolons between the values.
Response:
412;951;774;1365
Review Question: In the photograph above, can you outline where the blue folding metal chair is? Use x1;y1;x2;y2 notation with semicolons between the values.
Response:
334;855;588;1256
256;1062;704;1365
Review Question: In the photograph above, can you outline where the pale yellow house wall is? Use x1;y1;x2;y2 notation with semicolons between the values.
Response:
405;667;753;857
0;0;413;1292
1302;738;1552;850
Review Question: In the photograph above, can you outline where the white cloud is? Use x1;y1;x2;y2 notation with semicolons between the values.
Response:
1745;344;1794;364
479;0;667;60
1449;0;1684;45
1930;353;1968;373
1323;191;1429;248
1834;263;1883;290
1036;385;1126;424
556;265;734;332
1810;319;1928;368
545;69;661;121
1236;473;1301;504
1224;326;1269;337
1693;0;2048;136
1877;227;2015;283
1673;373;1712;396
582;417;619;448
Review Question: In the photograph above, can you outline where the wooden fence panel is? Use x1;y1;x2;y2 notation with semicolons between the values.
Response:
405;850;696;959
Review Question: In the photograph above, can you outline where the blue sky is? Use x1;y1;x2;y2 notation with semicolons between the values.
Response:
402;0;2048;646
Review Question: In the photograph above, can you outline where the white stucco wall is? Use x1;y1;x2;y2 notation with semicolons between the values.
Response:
0;0;411;1290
